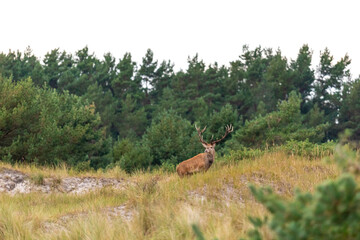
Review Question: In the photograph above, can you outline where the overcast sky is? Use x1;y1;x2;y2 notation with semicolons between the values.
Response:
1;0;359;77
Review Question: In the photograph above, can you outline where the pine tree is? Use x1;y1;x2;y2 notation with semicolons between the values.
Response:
339;78;360;141
290;44;315;102
137;49;158;98
151;60;174;103
313;48;351;139
111;53;142;101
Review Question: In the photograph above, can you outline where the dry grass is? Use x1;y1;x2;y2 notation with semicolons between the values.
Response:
0;151;340;240
0;161;129;180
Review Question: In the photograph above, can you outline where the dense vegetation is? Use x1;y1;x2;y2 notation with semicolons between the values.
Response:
1;45;359;172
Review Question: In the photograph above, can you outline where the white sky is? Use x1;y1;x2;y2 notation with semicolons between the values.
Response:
1;0;359;77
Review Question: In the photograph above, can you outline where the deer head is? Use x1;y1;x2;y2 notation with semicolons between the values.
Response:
195;124;234;156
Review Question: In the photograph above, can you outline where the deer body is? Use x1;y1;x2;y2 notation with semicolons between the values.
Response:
176;152;214;177
176;125;233;177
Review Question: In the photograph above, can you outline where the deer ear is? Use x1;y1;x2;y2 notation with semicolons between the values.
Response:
202;143;208;148
211;142;216;147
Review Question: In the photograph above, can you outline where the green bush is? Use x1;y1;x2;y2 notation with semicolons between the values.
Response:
280;139;335;159
0;77;110;168
248;174;360;240
230;92;329;149
339;79;360;142
333;140;360;175
160;160;176;172
113;138;152;173
246;143;360;240
225;148;264;162
223;140;334;163
142;109;202;167
74;161;93;172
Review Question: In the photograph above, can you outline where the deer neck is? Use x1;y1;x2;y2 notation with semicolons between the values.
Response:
206;151;215;163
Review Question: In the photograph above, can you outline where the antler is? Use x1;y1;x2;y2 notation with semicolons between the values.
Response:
195;125;208;144
211;124;234;144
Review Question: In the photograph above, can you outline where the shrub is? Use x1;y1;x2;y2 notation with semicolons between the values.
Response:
142;109;202;167
248;174;360;240
113;138;152;173
223;140;334;163
160;160;176;172
246;143;360;240
74;161;93;173
280;139;335;159
225;148;264;162
0;76;110;168
230;91;329;149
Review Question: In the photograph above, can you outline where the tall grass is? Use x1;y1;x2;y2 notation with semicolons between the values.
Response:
0;151;340;239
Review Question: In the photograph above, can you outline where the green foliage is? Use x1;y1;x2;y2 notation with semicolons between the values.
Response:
160;161;176;172
30;173;45;185
191;224;219;240
247;140;360;240
43;48;72;89
74;161;93;173
313;48;351;140
280;139;335;159
230;91;329;148
290;44;315;100
111;52;141;100
150;60;174;103
137;48;158;96
248;174;360;240
0;45;358;172
0;47;45;86
204;104;238;138
113;138;152;173
225;148;264;162
223;140;334;163
142;109;202;167
332;132;360;175
303;103;326;127
198;103;238;155
115;94;148;139
0;76;110;168
192;224;206;240
255;101;267;117
82;82;117;136
263;51;293;108
339;78;360;142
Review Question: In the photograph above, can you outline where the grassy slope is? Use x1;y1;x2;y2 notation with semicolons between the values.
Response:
0;152;340;240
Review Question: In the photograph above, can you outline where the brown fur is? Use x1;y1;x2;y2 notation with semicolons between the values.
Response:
176;152;214;177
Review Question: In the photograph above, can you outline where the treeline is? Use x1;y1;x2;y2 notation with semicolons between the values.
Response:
0;45;359;172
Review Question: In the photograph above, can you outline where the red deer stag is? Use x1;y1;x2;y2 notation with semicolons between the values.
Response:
176;124;233;177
